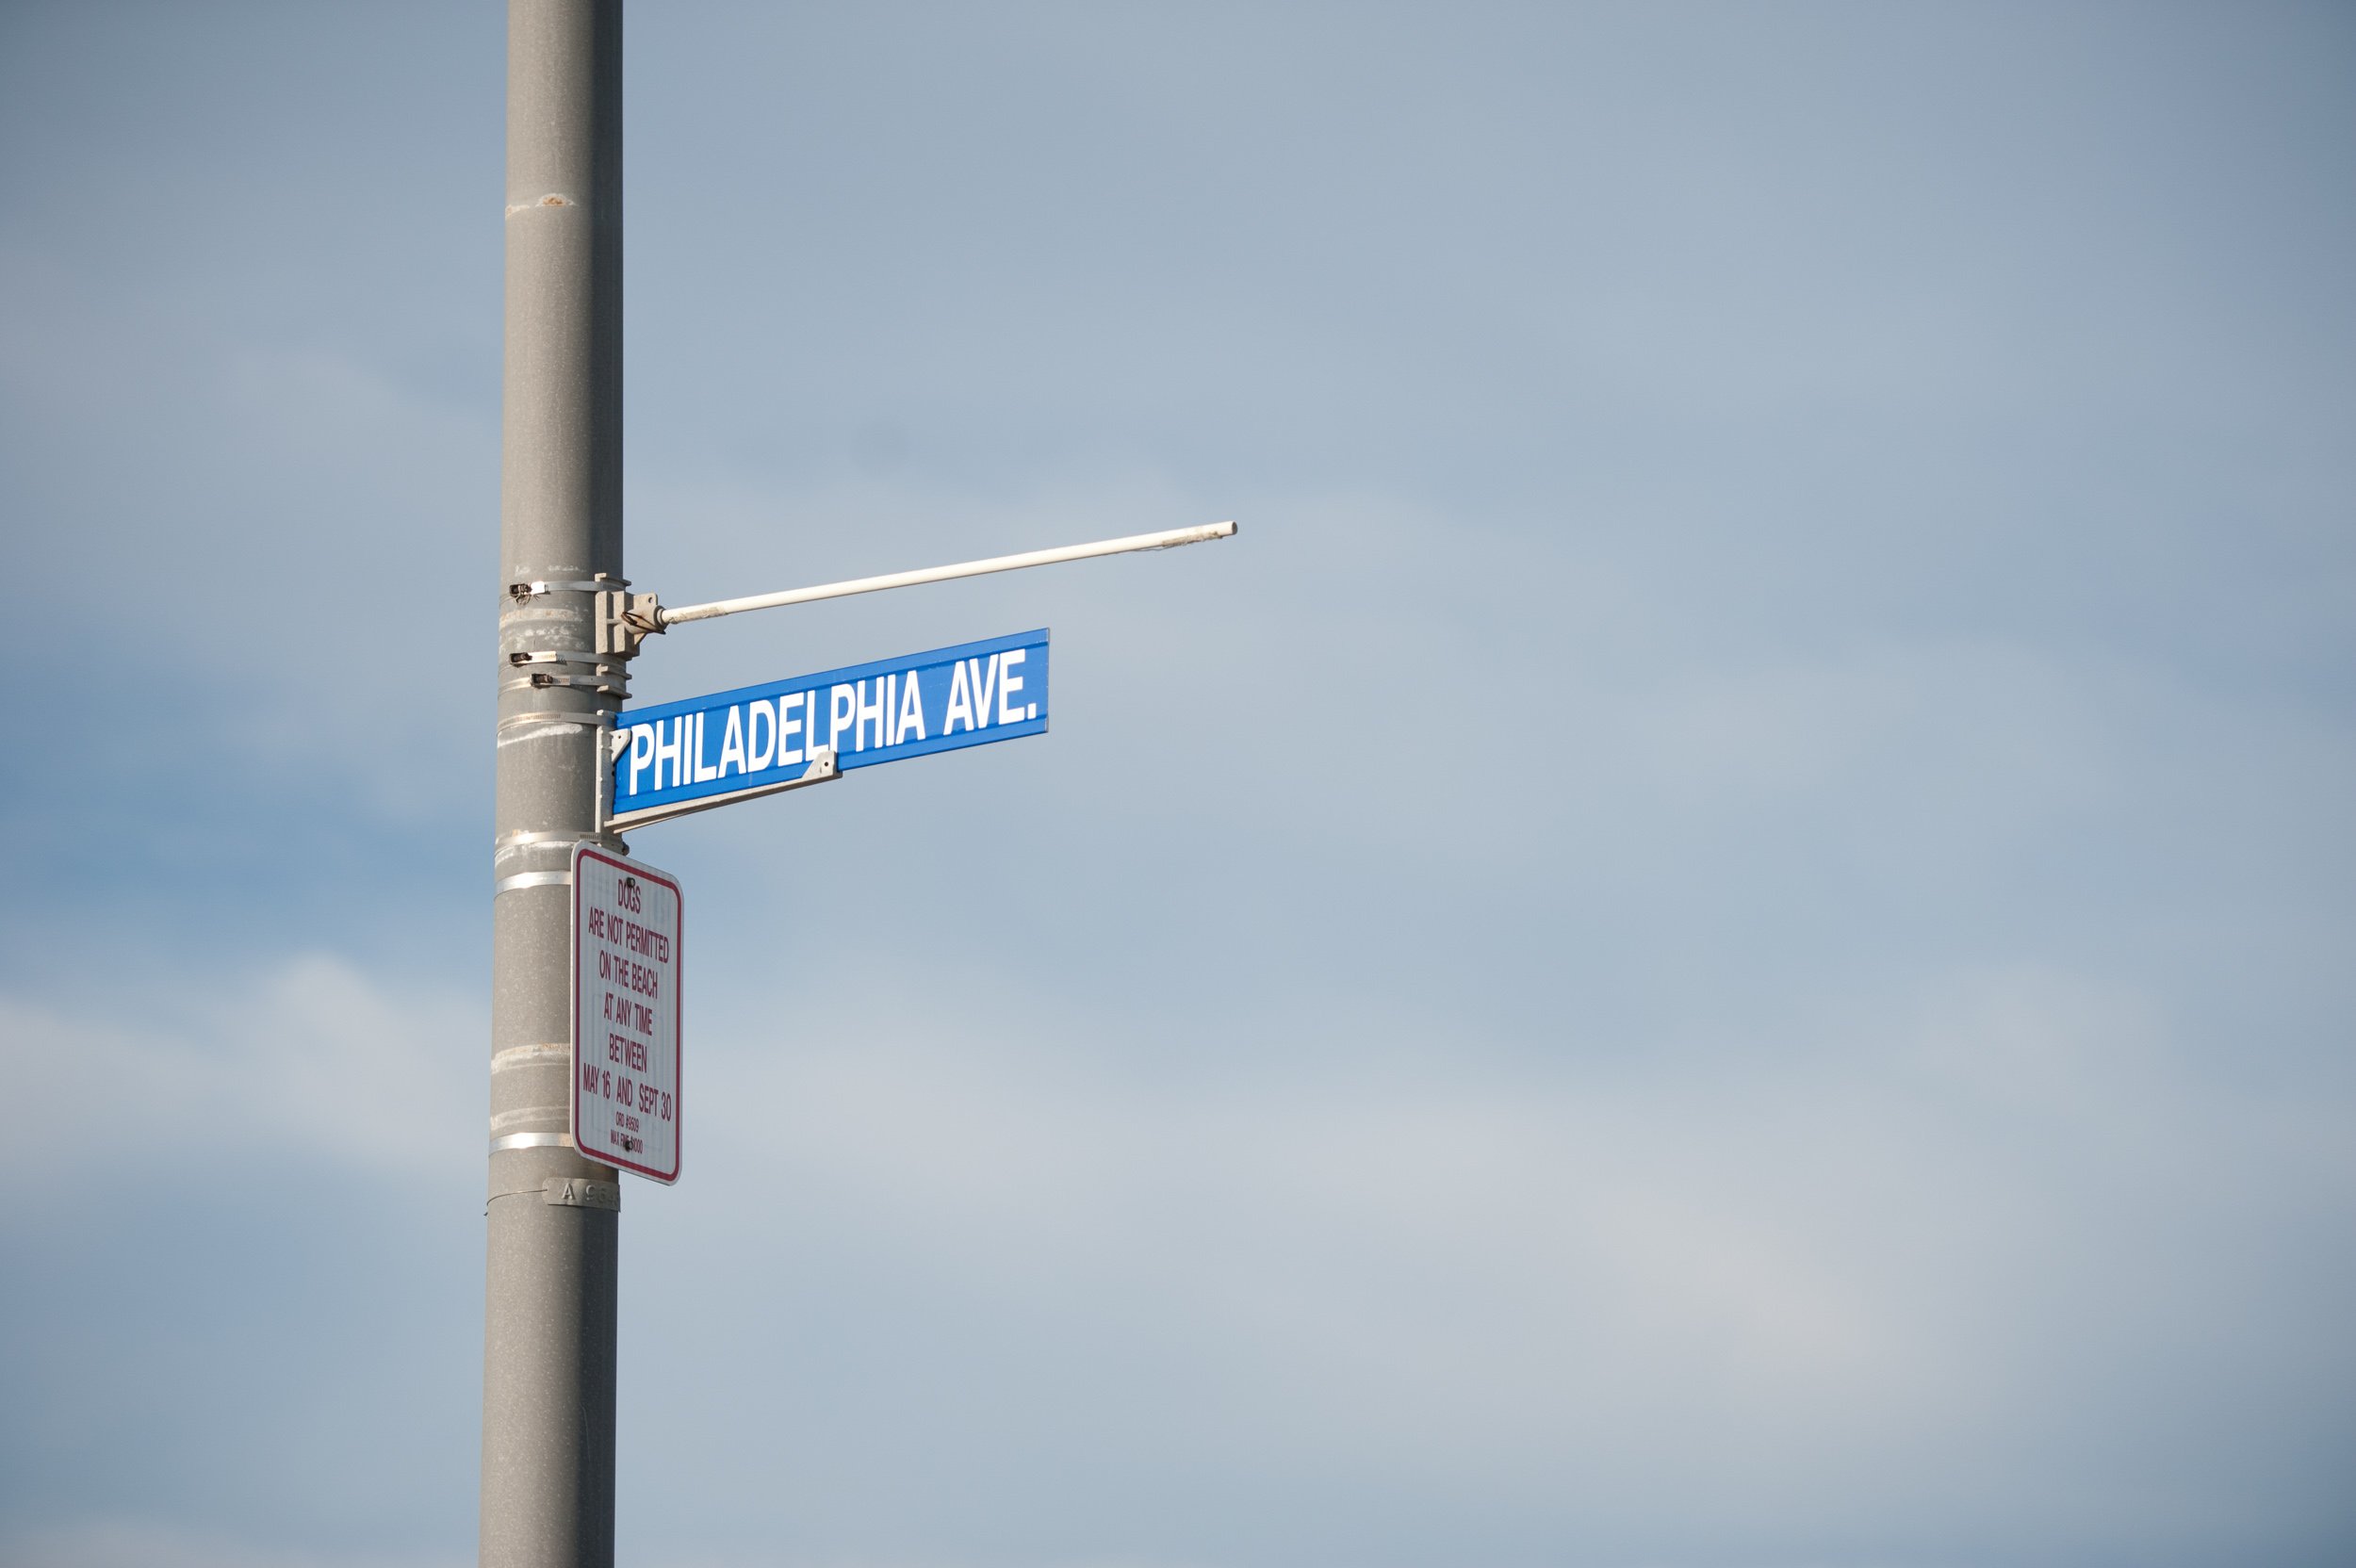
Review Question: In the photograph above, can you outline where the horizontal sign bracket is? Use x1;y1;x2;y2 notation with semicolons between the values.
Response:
602;519;1235;647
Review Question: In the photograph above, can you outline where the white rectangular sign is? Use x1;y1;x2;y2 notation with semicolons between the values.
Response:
572;845;681;1184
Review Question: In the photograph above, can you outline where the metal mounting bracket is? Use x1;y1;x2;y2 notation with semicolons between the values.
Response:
604;747;841;833
596;590;665;656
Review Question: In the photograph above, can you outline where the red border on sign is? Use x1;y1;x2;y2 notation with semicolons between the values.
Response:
571;843;683;1184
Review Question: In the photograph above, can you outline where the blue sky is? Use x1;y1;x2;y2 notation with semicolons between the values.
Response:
2;3;2352;1565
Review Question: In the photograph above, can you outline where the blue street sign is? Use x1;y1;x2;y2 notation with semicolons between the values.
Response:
612;629;1049;819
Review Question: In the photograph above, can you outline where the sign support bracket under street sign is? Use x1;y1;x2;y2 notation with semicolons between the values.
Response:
605;746;840;833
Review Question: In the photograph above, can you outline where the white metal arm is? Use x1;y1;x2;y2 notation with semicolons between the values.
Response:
657;519;1237;628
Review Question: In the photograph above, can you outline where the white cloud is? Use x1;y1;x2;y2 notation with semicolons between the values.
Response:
0;1522;461;1568
0;954;480;1183
622;954;2356;1542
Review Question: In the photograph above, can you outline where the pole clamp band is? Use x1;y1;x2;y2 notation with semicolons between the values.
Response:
489;1131;575;1152
507;649;624;670
508;577;627;601
501;673;627;695
496;829;621;853
497;710;609;733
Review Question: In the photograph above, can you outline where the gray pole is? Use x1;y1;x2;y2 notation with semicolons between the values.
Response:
485;3;625;1564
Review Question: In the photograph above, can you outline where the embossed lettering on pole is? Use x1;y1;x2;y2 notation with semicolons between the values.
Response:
572;845;682;1183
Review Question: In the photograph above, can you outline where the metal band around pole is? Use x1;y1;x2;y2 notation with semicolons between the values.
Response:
498;709;609;732
492;1044;573;1073
489;1132;576;1152
508;649;625;668
497;829;621;852
508;577;625;599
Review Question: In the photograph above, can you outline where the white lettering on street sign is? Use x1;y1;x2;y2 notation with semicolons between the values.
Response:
571;845;681;1184
612;629;1049;820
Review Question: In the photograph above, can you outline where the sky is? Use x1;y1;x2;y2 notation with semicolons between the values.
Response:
1;2;2352;1565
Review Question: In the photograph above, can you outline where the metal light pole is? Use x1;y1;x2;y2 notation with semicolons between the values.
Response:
485;2;625;1563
